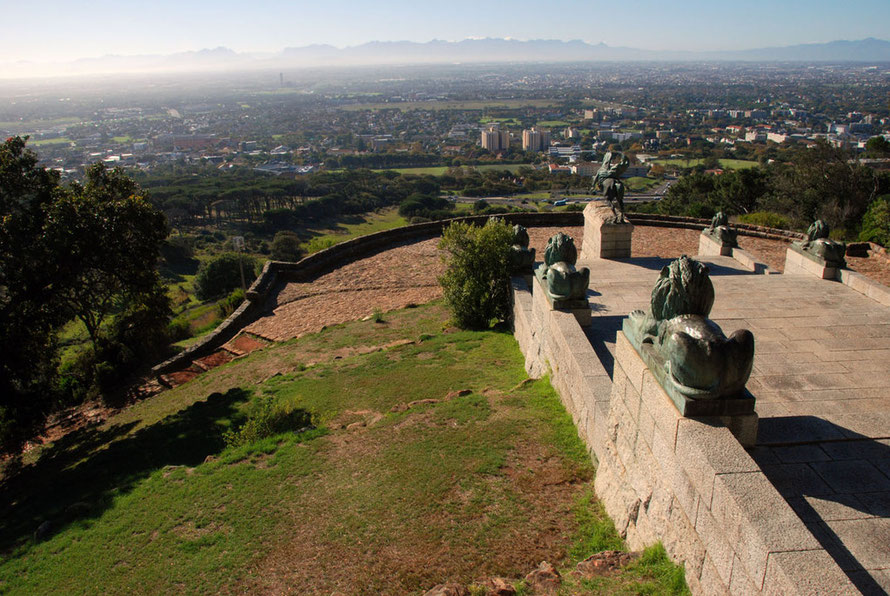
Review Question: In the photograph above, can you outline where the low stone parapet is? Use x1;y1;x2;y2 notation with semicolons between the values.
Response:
837;267;890;306
731;247;774;274
511;276;857;595
598;332;854;594
698;231;733;257
784;245;839;279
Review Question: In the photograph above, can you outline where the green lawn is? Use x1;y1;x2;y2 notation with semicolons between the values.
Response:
0;302;687;595
479;117;521;126
0;117;80;135
652;158;760;170
303;207;410;253
536;120;572;128
513;192;553;200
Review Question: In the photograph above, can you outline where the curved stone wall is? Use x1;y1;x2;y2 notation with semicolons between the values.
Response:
151;211;798;376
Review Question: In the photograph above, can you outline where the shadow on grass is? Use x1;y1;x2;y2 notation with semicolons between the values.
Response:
0;387;250;554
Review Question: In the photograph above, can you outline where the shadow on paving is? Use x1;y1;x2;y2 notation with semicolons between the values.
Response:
754;417;890;596
0;387;251;555
584;315;625;380
609;256;754;277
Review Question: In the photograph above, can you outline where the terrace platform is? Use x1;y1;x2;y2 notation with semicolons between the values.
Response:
579;254;890;595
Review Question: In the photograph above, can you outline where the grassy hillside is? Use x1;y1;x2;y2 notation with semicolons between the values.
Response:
0;302;687;595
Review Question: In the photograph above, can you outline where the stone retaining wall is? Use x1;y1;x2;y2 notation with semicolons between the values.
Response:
151;211;799;376
511;274;856;595
152;212;581;375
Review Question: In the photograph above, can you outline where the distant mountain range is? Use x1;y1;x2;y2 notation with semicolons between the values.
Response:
3;38;890;78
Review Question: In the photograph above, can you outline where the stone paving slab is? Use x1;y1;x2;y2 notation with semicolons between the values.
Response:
580;254;890;594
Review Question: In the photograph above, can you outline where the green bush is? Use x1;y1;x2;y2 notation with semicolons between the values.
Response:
263;208;299;230
167;318;192;342
195;253;257;300
683;202;716;219
217;288;246;319
398;193;453;219
438;218;513;329
306;237;336;253
859;196;890;247
737;211;791;230
271;231;303;262
223;396;313;448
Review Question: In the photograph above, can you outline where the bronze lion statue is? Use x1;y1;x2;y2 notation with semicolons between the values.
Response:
795;219;846;267
540;232;588;301
625;256;754;400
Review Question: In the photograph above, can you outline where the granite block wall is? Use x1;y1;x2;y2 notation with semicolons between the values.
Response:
511;278;856;595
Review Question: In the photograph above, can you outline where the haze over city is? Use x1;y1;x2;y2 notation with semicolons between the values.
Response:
3;0;890;78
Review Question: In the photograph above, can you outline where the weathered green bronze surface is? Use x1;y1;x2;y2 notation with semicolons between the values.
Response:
509;224;536;274
537;232;590;304
623;256;755;407
792;219;846;267
703;211;737;247
591;151;629;222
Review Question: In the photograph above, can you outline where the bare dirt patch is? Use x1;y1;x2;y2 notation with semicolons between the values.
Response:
225;333;269;355
194;350;234;370
847;253;890;286
240;396;589;595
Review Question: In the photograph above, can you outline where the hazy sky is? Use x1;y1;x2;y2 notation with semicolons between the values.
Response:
4;0;890;62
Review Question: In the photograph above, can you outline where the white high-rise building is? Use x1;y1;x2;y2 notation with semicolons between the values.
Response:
481;124;511;152
522;127;551;152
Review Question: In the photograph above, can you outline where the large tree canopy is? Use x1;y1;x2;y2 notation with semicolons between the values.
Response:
47;163;168;348
0;137;169;450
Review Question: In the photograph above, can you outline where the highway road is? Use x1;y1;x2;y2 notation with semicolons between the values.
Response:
447;177;674;209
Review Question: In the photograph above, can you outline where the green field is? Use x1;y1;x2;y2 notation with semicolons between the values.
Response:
0;302;687;594
0;117;80;135
375;163;532;176
625;176;660;192
653;158;760;170
536;120;572;128
512;192;552;200
28;137;72;147
479;117;521;126
341;99;563;112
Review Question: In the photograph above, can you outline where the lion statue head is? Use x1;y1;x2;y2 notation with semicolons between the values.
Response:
512;224;530;248
710;211;729;229
650;255;715;321
544;232;578;268
806;220;830;242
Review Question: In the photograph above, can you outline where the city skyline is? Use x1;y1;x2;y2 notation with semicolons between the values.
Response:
3;0;890;65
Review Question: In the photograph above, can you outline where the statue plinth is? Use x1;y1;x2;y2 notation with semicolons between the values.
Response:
616;331;758;447
784;244;842;279
580;203;633;260
532;268;591;326
620;256;758;446
698;230;733;256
